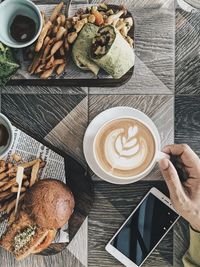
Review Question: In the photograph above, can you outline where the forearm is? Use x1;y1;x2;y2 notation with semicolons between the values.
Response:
183;227;200;267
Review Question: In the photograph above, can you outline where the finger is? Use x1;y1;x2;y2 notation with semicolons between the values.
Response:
159;158;184;201
162;144;199;166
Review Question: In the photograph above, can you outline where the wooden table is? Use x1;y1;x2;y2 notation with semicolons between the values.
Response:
1;0;199;266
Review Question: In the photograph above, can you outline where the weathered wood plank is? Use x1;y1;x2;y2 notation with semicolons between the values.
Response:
176;9;200;95
2;94;86;140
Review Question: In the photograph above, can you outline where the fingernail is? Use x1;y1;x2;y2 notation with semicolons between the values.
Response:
159;158;169;170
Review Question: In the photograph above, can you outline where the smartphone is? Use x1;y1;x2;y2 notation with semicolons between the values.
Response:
106;187;180;267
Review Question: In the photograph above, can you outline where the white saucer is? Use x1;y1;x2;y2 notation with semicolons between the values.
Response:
83;107;161;185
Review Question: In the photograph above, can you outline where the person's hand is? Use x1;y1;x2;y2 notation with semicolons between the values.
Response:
159;144;200;232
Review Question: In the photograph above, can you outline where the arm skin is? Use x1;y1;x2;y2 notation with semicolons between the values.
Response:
159;144;200;267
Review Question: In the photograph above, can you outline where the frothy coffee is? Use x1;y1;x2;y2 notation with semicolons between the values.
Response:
94;118;156;177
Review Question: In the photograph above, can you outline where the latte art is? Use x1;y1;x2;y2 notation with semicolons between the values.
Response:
94;118;156;178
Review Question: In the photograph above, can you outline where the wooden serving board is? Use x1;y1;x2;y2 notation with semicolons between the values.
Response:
8;3;135;87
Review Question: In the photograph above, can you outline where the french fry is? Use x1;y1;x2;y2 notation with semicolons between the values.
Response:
0;160;5;167
0;178;17;192
20;159;40;169
0;166;6;174
0;190;13;200
30;160;40;187
43;36;51;47
0;175;27;192
59;46;65;56
7;163;13;169
8;172;17;178
40;67;55;79
11;186;26;193
0;166;17;181
35;20;52;52
67;32;78;44
45;56;55;70
64;39;70;51
60;14;66;26
53;25;59;35
0;178;9;187
41;11;46;26
29;49;43;74
0;160;6;173
35;64;46;74
49;2;64;23
56;26;66;41
53;59;65;66
6;193;25;214
50;40;63;56
0;172;8;181
42;39;54;64
56;16;62;26
56;63;66;75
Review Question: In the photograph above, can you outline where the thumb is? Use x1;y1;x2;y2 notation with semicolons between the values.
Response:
159;158;184;202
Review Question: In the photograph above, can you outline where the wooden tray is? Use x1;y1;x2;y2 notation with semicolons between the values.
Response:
8;4;135;88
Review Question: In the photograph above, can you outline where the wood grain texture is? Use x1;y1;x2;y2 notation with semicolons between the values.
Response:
176;9;200;95
173;219;189;267
175;95;200;155
2;86;88;95
89;95;174;181
1;94;86;140
45;97;88;166
89;181;173;267
89;0;174;10
0;246;85;267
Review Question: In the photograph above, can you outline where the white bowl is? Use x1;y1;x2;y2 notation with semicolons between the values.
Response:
0;113;14;159
0;0;42;48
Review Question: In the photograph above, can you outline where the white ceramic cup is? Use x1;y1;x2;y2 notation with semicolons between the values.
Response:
0;0;42;48
0;113;14;159
93;116;169;184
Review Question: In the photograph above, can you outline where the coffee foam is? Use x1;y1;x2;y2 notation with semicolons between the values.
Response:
95;118;155;177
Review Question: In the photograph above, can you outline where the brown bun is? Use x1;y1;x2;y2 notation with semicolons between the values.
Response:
24;179;75;229
31;229;57;254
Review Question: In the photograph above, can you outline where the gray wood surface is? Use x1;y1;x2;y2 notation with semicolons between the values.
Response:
176;9;200;94
0;0;197;267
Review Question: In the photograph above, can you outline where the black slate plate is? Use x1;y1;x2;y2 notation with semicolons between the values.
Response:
1;119;94;256
8;4;135;87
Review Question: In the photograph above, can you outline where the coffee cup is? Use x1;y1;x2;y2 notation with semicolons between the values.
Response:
92;115;168;184
0;113;14;159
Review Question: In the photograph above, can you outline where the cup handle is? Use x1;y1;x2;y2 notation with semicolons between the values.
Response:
156;151;170;162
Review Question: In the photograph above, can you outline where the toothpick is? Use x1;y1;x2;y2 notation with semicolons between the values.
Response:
14;166;24;215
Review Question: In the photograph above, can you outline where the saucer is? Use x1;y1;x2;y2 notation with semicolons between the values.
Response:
83;107;161;185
